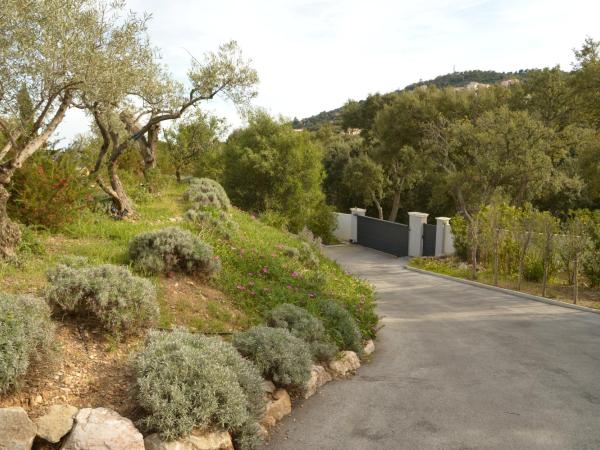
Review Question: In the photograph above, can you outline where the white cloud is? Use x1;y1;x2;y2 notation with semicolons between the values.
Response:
56;0;600;142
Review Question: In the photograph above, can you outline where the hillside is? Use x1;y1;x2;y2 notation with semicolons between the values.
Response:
0;180;376;422
293;69;531;130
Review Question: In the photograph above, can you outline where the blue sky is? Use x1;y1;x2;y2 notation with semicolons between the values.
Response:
57;0;600;141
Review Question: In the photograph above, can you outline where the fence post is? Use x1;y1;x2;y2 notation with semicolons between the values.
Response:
408;212;428;257
349;207;366;243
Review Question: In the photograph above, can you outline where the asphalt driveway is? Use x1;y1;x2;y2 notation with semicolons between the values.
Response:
264;244;600;450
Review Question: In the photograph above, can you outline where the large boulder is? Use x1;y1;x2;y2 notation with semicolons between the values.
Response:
328;350;361;378
304;364;332;399
0;407;37;450
61;407;144;450
35;404;78;443
261;388;291;428
144;429;234;450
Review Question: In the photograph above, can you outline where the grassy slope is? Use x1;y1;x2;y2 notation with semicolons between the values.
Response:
409;257;600;310
0;182;377;337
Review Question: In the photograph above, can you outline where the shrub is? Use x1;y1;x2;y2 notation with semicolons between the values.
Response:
184;178;231;211
523;256;545;282
313;299;363;356
266;304;338;362
233;326;312;388
282;246;300;258
8;150;91;230
185;209;238;241
45;264;158;336
134;329;264;448
584;251;600;287
129;227;220;276
0;292;54;393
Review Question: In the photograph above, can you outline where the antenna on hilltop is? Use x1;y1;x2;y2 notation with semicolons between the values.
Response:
453;64;456;73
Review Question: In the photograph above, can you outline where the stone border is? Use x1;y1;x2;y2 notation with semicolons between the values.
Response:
405;265;600;315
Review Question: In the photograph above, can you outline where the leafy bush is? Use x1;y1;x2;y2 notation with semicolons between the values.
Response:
184;178;231;211
129;227;220;276
8;150;91;230
45;264;158;336
523;256;545;282
0;292;54;393
313;299;363;356
584;251;600;287
266;304;337;362
134;329;264;448
233;326;312;388
450;215;469;261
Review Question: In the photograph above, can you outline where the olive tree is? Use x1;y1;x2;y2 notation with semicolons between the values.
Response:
87;40;257;216
163;112;226;182
0;0;149;257
342;154;386;219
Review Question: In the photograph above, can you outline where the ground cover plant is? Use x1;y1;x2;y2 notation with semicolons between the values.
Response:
134;329;264;448
266;303;338;362
0;292;54;393
129;226;220;277
45;263;159;336
233;325;313;388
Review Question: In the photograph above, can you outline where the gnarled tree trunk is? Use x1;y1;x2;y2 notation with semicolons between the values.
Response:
388;190;401;222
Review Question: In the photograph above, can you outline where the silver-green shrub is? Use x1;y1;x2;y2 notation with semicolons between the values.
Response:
266;303;338;363
185;209;238;241
134;329;265;448
315;299;364;356
184;178;231;211
45;264;158;336
233;326;312;388
0;292;54;393
129;227;220;276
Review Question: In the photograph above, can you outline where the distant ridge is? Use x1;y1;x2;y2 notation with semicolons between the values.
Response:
293;69;531;130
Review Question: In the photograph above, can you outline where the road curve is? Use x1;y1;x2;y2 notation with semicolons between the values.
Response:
264;244;600;450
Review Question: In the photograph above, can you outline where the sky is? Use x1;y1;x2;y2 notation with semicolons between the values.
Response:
57;0;600;142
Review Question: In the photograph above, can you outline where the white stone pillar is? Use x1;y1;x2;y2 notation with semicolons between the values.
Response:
408;212;428;257
349;207;366;243
435;217;450;256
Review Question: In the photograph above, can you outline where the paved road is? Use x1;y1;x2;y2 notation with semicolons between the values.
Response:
265;245;600;450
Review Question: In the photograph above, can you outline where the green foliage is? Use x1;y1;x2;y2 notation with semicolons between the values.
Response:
45;264;158;336
311;299;364;356
8;150;91;230
450;216;469;261
266;303;338;363
184;178;231;211
0;292;54;393
222;111;332;240
233;326;312;388
134;329;265;447
129;227;220;276
523;256;545;282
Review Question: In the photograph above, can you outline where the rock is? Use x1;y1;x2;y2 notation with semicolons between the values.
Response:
0;407;37;450
61;407;144;450
261;388;291;428
262;380;276;394
328;351;361;378
304;364;332;399
35;404;78;443
144;429;233;450
363;339;375;356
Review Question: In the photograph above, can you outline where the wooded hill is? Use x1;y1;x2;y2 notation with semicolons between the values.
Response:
293;69;532;130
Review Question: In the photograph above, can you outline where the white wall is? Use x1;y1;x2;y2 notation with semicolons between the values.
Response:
333;213;353;242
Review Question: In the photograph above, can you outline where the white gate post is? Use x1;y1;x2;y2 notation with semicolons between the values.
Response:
435;217;450;256
408;212;428;257
349;207;366;243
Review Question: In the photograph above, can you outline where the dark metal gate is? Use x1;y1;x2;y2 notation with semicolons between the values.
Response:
422;223;436;257
356;215;409;257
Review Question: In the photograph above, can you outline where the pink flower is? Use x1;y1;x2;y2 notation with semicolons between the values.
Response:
308;293;316;298
262;267;269;274
287;285;293;289
236;285;246;291
291;271;299;278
